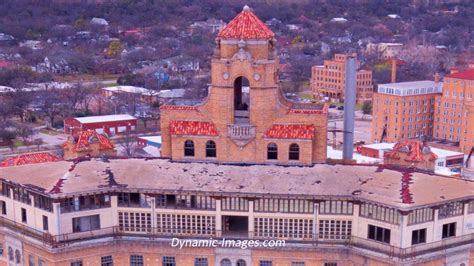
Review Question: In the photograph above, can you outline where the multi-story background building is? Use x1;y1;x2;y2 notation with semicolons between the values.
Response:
434;69;474;155
311;54;373;104
371;80;442;143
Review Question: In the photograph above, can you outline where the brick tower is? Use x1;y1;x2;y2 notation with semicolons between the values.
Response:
160;6;328;165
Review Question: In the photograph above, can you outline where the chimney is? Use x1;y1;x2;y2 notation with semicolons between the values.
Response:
343;55;356;161
391;58;397;83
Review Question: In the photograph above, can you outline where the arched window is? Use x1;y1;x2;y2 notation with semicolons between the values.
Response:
220;258;231;266
184;140;194;157
289;143;300;160
237;259;247;266
267;143;278;160
8;247;13;261
206;140;216;158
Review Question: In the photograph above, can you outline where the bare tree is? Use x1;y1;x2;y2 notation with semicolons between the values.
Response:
16;126;34;144
118;132;138;157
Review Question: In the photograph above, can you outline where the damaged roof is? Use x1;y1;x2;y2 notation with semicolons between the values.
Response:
0;158;472;210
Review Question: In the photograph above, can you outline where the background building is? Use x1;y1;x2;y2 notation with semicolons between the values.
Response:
371;80;442;143
64;114;137;136
434;69;474;155
311;54;373;103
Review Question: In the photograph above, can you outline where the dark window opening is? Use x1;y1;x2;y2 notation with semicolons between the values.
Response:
184;140;195;157
234;76;250;111
222;215;248;237
72;215;100;232
42;215;49;231
21;208;27;223
162;256;176;266
101;256;113;266
0;200;6;215
267;143;278;160
442;222;456;239
411;228;426;245
194;258;208;266
289;143;300;161
368;224;390;244
130;255;143;266
206;140;216;158
117;193;140;207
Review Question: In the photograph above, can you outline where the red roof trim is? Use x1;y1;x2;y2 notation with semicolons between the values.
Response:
217;7;274;39
67;130;115;152
264;124;315;140
0;152;62;167
160;105;199;111
169;121;218;136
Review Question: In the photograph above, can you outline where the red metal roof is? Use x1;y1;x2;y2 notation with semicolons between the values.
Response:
66;130;115;152
169;121;218;136
217;6;274;40
445;68;474;80
264;124;315;140
0;152;62;167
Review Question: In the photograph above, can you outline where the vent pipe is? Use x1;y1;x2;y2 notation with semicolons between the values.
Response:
391;58;397;83
343;55;356;161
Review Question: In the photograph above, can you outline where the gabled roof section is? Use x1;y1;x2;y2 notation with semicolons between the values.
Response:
384;140;438;163
0;152;62;167
264;124;315;140
169;121;218;136
217;5;274;40
66;130;115;152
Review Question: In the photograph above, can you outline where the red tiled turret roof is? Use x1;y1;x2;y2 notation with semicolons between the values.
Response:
445;68;474;80
65;130;115;152
384;140;438;163
0;152;62;167
169;121;218;136
217;5;274;40
264;124;315;139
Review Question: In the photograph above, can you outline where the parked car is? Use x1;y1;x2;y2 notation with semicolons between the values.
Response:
329;104;337;108
337;106;344;110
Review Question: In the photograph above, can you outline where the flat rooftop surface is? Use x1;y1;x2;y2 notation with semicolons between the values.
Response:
1;159;472;210
378;80;438;89
75;114;136;124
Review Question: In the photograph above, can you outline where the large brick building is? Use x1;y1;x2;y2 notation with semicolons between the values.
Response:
433;69;474;155
0;6;473;266
371;80;442;143
311;54;373;103
160;6;328;165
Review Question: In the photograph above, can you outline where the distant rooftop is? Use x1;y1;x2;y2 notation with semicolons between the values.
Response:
0;158;472;210
74;114;136;124
445;69;474;80
377;80;442;96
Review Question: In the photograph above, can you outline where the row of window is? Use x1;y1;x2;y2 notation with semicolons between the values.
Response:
254;217;313;239
267;143;300;160
184;140;302;161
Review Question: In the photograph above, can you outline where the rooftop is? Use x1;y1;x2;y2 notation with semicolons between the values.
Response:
74;114;136;124
217;5;274;40
0;152;62;167
377;80;442;96
0;158;472;210
445;69;474;80
102;85;154;96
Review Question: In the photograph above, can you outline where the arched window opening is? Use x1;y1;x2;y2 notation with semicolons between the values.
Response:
234;76;250;124
289;143;300;161
267;143;278;160
220;258;231;266
237;259;247;266
206;140;216;158
184;140;195;157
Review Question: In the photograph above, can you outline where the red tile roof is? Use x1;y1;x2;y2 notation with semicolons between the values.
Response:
66;130;115;152
0;152;62;167
217;6;274;40
169;121;218;136
264;124;315;140
384;140;438;163
445;68;474;80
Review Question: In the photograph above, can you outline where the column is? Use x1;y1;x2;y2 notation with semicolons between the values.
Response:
248;200;254;238
313;202;318;241
110;195;118;227
53;202;61;236
432;209;439;241
399;212;408;248
216;198;222;237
